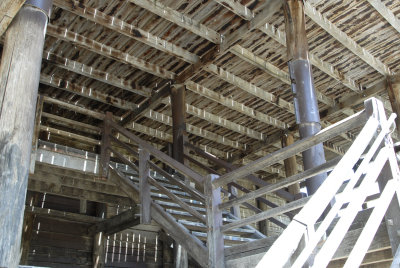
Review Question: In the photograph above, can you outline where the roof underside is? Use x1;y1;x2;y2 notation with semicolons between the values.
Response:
2;0;400;180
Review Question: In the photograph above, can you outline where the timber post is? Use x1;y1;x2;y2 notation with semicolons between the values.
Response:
387;75;400;136
0;0;52;266
100;112;112;178
139;146;151;224
205;174;225;268
282;132;301;197
93;203;107;268
171;83;189;267
30;95;44;174
283;0;327;195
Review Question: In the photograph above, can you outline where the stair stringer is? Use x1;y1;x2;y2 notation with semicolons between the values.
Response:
108;166;208;267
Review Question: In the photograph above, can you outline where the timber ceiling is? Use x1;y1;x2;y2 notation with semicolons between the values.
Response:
3;0;400;180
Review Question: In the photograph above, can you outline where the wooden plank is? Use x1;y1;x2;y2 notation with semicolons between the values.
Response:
368;0;400;35
44;51;151;97
219;156;340;210
148;161;205;202
186;81;289;129
129;0;221;44
88;208;140;235
40;125;101;145
30;95;44;174
304;0;392;76
204;174;225;267
53;0;199;64
214;0;254;20
108;119;204;184
213;110;366;188
46;24;175;80
100;112;112;177
25;205;102;224
221;196;311;233
40;74;139;110
282;133;301;195
328;249;393;268
148;176;206;223
139;147;151;224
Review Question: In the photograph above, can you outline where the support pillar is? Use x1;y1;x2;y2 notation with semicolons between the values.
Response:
0;1;52;266
93;203;107;268
282;132;301;196
283;0;327;196
170;84;188;268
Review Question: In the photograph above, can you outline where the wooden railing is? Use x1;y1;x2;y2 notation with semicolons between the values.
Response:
202;98;400;267
99;112;209;267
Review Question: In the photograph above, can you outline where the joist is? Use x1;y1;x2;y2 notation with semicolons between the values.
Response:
44;51;152;97
144;109;245;150
129;0;221;44
214;0;254;20
162;97;265;141
88;208;141;235
46;24;175;80
259;23;361;93
185;81;289;130
53;0;199;64
40;74;139;110
303;0;392;76
230;45;336;107
0;0;25;37
367;0;400;35
40;125;101;146
41;112;101;135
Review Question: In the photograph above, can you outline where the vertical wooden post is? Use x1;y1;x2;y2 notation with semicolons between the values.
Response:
29;95;44;174
227;183;241;218
205;174;225;268
284;0;327;195
100;112;112;178
0;1;52;266
282;132;301;196
93;203;107;268
171;84;189;267
139;146;151;224
80;199;87;214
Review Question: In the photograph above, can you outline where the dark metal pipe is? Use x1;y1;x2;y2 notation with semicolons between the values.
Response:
284;0;327;196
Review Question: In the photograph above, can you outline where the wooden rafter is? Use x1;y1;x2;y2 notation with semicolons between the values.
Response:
46;24;175;80
303;0;392;76
367;0;400;35
0;0;25;37
214;0;254;20
53;0;199;64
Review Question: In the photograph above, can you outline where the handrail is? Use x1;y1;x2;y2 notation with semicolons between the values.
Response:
213;110;366;188
106;118;204;184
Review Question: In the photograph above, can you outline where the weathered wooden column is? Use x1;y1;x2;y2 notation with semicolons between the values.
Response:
170;84;188;268
0;1;52;266
93;203;107;268
284;0;327;195
282;132;301;196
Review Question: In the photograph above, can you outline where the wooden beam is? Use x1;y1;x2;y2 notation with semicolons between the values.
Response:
25;205;102;224
186;81;289;129
30;95;44;174
40;74;139;110
40;125;101;145
230;45;336;107
129;0;221;44
139;147;151;224
259;23;361;93
88;208;140;235
144;109;245;150
46;24;175;80
368;0;400;35
44;51;152;97
53;0;199;64
214;0;254;20
303;0;392;76
0;0;25;37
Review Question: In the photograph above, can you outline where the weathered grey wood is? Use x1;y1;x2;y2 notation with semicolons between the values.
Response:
100;112;112;177
219;157;340;210
108;146;139;173
88;208;140;236
30;95;44;174
282;133;300;195
148;161;205;202
329;249;393;268
0;2;51;266
139;147;151;224
205;174;225;268
20;213;35;264
25;205;102;224
147;176;206;223
79;199;87;214
390;244;400;268
213;110;366;188
93;203;107;268
221;196;311;233
108;119;204;184
388;75;400;135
